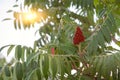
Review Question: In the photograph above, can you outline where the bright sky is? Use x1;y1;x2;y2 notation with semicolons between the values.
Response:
0;0;39;61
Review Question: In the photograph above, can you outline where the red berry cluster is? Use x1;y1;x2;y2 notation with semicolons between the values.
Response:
51;47;55;56
73;26;85;45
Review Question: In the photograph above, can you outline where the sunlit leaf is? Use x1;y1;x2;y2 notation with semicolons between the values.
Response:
7;45;15;56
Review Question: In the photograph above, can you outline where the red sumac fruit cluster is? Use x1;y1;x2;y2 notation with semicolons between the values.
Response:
73;26;85;45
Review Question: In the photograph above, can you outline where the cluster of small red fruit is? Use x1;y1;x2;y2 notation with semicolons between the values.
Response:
51;26;85;55
73;26;85;45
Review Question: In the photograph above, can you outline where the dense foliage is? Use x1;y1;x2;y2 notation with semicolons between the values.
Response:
1;0;120;80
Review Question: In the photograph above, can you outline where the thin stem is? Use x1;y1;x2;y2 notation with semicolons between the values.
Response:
78;44;81;54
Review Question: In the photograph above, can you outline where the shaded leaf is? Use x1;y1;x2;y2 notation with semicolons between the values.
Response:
13;4;19;7
15;45;22;60
4;66;11;77
6;10;13;13
15;62;23;80
2;18;12;21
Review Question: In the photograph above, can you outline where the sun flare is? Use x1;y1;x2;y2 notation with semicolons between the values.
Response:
25;12;37;21
22;11;39;24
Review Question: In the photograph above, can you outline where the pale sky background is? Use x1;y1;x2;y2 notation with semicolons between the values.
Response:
0;0;39;61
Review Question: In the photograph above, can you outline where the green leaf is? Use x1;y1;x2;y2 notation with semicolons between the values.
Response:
0;58;6;66
97;30;105;48
94;0;99;7
0;76;3;80
25;68;38;80
59;43;77;54
50;56;57;79
15;62;23;80
101;26;111;43
21;46;25;61
39;55;44;77
14;19;17;29
59;56;65;79
7;45;15;56
6;10;13;13
80;75;92;80
96;57;103;73
64;57;72;75
42;54;49;79
99;8;106;18
92;36;98;54
0;45;12;52
4;66;11;77
36;68;42;80
13;4;19;7
18;19;21;29
115;41;120;47
33;41;37;49
114;53;120;66
26;52;40;66
87;35;98;55
2;18;12;21
90;53;120;79
15;45;22;60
